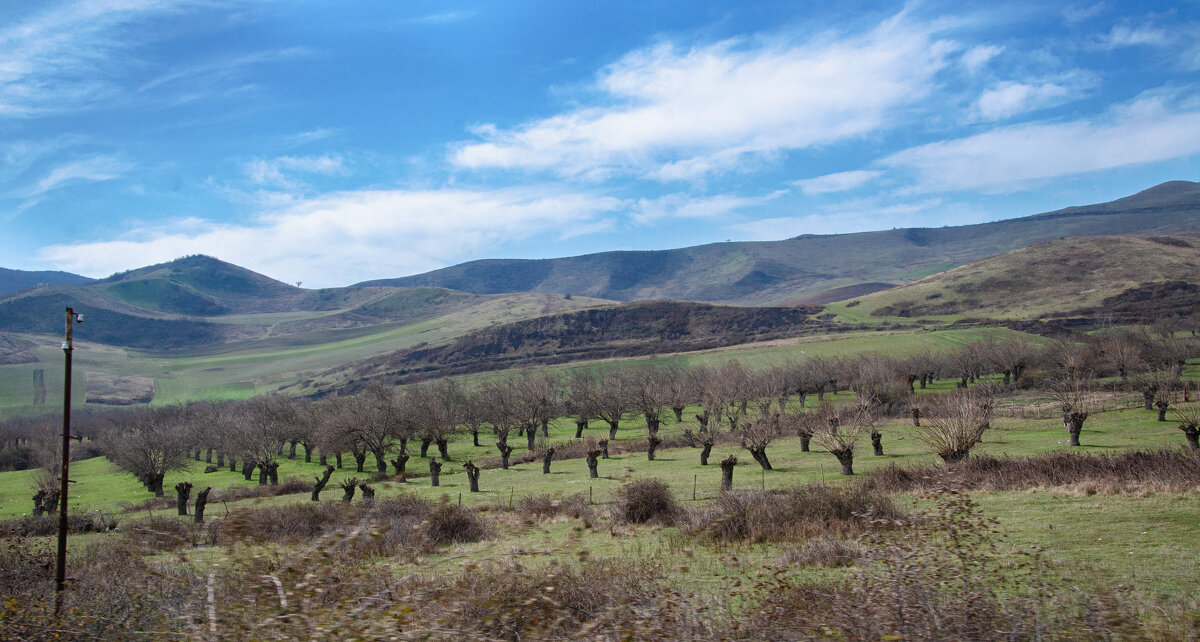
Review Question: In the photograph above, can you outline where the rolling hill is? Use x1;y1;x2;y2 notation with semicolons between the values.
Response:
0;267;92;297
841;235;1200;322
362;181;1200;304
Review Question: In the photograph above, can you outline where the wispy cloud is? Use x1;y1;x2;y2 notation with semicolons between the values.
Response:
243;155;347;188
403;10;476;26
630;191;783;225
0;1;190;116
19;155;132;198
792;170;882;195
961;44;1003;74
37;186;624;286
452;13;956;181
883;91;1200;193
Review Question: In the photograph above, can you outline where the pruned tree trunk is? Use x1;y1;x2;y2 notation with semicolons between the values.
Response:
242;461;255;481
542;447;555;474
353;451;366;473
175;482;193;516
335;452;343;469
374;451;388;473
749;447;771;470
32;490;46;516
1181;425;1200;451
799;433;812;452
911;408;921;427
607;420;619;440
646;416;660;437
437;438;450;460
497;442;513;469
44;490;60;514
288;441;298;459
472;429;481;447
599;439;609;459
341;478;358;502
1065;412;1086;446
392;452;410;476
720;455;737;491
871;431;884;456
526;428;537;451
1156;402;1169;422
258;465;269;486
647;436;662;461
302;442;312;463
205;448;213;464
700;440;713;465
419;437;432;458
194;487;211;523
150;473;166;497
1143;392;1155;411
312;465;334;501
266;462;279;485
586;450;601;478
575;418;587;439
358;482;375;504
672;406;685;423
833;449;854;475
463;461;480;491
541;418;550;438
429;459;442;487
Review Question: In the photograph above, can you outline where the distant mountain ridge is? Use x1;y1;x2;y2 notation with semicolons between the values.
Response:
0;267;92;297
360;181;1200;304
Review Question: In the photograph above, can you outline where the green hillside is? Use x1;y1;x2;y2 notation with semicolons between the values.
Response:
365;181;1200;304
841;235;1200;321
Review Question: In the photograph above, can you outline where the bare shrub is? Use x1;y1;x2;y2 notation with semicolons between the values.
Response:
0;511;117;538
687;484;903;543
611;478;681;525
516;493;595;524
420;502;493;546
779;534;863;567
122;514;206;552
216;501;356;545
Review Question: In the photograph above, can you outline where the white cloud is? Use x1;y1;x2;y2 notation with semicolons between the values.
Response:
974;81;1070;120
452;14;956;181
630;191;783;225
961;45;1003;74
1062;3;1107;24
727;198;948;240
244;155;347;188
1099;24;1172;48
883;92;1200;193
792;169;881;195
20;155;132;197
37;187;624;287
0;1;189;116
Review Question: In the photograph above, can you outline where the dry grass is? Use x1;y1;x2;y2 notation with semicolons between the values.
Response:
862;449;1200;494
687;484;904;543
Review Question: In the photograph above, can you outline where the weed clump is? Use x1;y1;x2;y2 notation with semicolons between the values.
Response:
688;484;903;543
611;478;681;525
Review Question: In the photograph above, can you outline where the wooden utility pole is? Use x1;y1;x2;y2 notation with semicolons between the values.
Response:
55;307;80;616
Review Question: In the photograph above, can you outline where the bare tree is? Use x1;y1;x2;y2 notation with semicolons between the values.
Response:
102;405;192;496
629;365;669;437
813;402;867;475
463;460;481;491
1172;404;1200;451
594;368;635;440
913;388;993;463
741;414;778;471
564;369;599;438
1049;377;1093;447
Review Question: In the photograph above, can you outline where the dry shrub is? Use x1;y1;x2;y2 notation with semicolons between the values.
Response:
740;490;1150;641
516;493;596;525
420;502;493;546
863;448;1200;494
0;511;117;538
779;535;863;568
611;478;681;525
212;477;310;502
122;514;204;551
215;501;358;545
687;484;903;543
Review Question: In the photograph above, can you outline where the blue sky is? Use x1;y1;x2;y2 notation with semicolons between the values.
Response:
2;0;1199;288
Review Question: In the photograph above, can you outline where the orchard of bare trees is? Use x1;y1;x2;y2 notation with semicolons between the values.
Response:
3;328;1197;514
